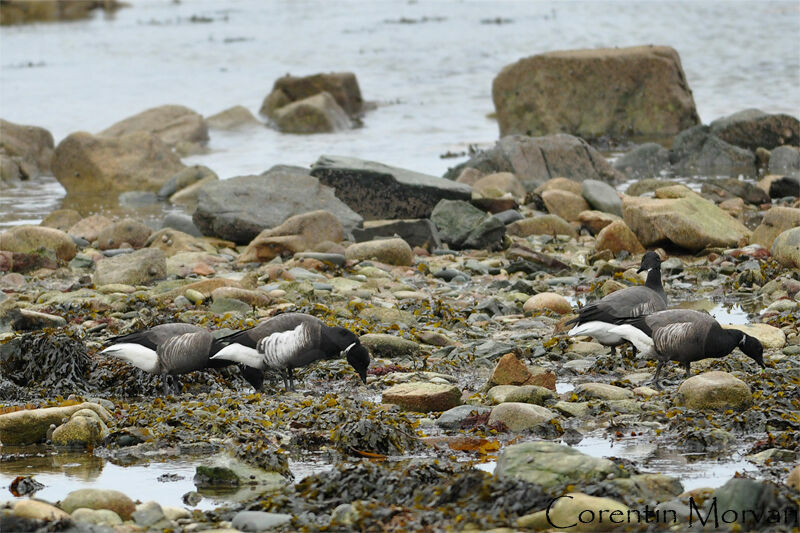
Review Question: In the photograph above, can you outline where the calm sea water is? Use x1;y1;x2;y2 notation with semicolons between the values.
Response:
1;0;799;225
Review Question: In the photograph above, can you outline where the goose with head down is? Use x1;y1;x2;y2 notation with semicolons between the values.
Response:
211;312;370;391
607;309;765;389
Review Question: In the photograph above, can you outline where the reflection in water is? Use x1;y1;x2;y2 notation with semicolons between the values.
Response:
0;447;105;481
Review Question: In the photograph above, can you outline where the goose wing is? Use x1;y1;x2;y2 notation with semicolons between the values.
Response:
157;329;215;374
577;286;666;324
107;323;202;350
218;313;324;348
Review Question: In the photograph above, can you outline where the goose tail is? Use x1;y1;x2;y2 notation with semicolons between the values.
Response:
101;343;160;373
607;324;654;353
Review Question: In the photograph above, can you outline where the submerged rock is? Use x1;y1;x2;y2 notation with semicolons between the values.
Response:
676;371;752;409
261;72;363;119
99;104;208;148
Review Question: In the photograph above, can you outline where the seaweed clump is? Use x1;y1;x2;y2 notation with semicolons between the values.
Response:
248;460;552;530
0;329;93;396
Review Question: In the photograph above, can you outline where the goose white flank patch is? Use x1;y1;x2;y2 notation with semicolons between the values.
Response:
608;309;765;389
212;312;370;391
566;251;667;355
101;323;264;391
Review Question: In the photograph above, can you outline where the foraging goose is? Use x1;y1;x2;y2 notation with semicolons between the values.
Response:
101;323;264;391
607;309;765;389
211;312;370;391
566;251;667;354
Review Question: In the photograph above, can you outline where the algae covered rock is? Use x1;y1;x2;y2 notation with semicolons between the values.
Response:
676;371;752;409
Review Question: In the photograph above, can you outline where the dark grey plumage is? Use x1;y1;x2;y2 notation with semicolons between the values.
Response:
212;312;370;391
610;309;766;389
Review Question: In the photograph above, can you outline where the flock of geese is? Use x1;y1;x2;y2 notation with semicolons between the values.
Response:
99;251;765;393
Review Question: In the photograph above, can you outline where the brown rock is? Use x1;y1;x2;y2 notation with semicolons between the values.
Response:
13;499;72;522
99;104;208;147
534;176;583;195
205;105;261;130
595;220;645;254
492;45;699;140
0;118;54;179
40;209;82;231
0;402;111;446
345;238;414;266
261;72;363;118
490;353;534;386
68;214;113;243
238;210;345;263
788;465;800;491
211;287;271;308
382;382;461;412
95;218;152;250
145;228;216;257
577;210;622;235
455;167;484;186
750;207;800;249
507;214;577;238
271;92;352;133
523;292;572;314
157;278;242;301
52;131;185;194
472;172;526;201
540;189;590;222
0;225;77;261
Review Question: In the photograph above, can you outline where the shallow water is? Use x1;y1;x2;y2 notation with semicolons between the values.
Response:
1;0;799;227
475;435;760;492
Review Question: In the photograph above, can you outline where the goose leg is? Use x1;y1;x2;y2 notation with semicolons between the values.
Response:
280;370;290;392
650;360;665;390
288;368;296;392
609;345;617;356
683;362;691;377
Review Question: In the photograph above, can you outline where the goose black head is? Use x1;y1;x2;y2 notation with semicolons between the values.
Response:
344;343;371;384
739;333;765;370
637;251;663;273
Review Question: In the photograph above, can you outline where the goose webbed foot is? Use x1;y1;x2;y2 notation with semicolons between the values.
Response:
608;345;617;356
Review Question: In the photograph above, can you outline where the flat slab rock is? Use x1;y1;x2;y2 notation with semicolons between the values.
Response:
382;382;462;412
311;155;471;220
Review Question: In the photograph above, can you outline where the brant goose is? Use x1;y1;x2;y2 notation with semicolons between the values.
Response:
566;251;667;354
608;309;765;388
211;312;370;391
101;323;264;391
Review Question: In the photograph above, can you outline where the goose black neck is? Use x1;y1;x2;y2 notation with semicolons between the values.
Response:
644;267;666;303
704;326;741;359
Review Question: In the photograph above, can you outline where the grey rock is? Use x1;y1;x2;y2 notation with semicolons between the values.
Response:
209;297;251;315
703;178;770;205
613;142;670;179
93;248;166;286
445;134;625;190
581;179;622;216
769;145;800;178
311;155;471;220
293;252;346;266
353;219;441;250
710;108;800;151
436;405;492;429
118;191;160;207
160;213;203;237
231;511;292;532
193;165;363;243
431;199;505;250
131;501;168;528
158;165;218;198
493;209;524;225
671;125;756;176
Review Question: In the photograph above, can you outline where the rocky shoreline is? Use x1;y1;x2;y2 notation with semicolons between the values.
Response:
1;47;800;532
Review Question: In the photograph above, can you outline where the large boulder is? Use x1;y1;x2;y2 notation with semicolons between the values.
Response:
709;109;799;152
99;104;208;147
0;225;77;261
670;125;756;176
238;210;344;263
271;92;352;134
750;207;800;249
444;134;625;190
495;441;623;489
771;227;800;268
52;131;185;194
261;72;363;119
622;187;751;251
430;199;505;250
311;155;471;220
0;119;54;185
768;146;800;177
93;248;167;286
492;45;699;141
676;371;752;409
193;165;362;244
